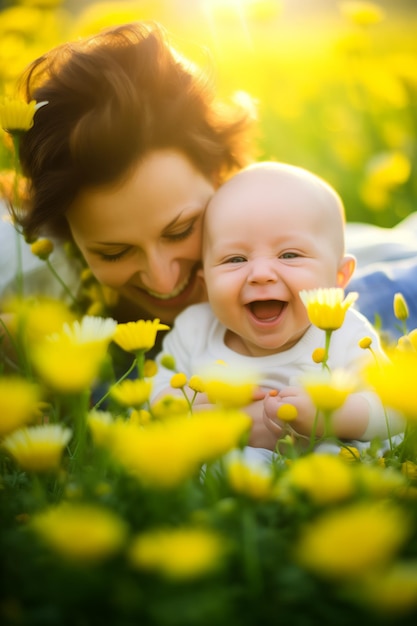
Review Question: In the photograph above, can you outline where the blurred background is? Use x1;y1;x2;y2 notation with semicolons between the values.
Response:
1;0;416;227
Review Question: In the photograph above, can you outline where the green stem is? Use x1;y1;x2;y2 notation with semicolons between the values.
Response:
322;329;332;371
69;389;90;472
307;408;321;452
398;422;417;464
181;387;195;415
92;357;137;410
46;259;79;309
241;505;262;597
136;350;146;379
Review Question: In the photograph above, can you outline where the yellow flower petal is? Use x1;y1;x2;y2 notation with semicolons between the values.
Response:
0;97;47;133
2;424;72;472
113;319;169;353
299;288;358;331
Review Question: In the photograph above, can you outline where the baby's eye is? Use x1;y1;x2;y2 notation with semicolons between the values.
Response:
280;251;299;259
226;255;246;264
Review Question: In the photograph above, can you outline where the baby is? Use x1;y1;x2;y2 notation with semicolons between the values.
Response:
151;162;403;449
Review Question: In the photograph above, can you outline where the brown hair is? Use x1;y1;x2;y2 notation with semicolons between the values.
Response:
17;21;256;240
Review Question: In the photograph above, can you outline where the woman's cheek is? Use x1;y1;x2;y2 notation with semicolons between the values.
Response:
87;261;128;289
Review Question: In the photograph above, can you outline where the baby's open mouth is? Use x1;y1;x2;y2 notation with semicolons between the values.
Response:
247;300;286;322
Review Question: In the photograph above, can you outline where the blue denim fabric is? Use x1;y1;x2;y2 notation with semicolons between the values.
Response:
349;256;417;340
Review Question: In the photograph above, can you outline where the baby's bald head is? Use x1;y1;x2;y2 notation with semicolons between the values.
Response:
204;161;347;261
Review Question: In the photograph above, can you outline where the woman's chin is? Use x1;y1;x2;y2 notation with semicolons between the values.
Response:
120;274;207;323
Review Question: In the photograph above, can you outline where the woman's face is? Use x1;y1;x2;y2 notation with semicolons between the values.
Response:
67;150;213;323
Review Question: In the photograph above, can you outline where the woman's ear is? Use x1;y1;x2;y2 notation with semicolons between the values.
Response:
336;254;356;288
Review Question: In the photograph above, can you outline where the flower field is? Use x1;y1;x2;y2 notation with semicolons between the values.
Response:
1;2;417;625
1;285;417;625
1;0;417;226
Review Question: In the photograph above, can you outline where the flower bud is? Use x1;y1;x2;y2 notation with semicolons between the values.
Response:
30;238;54;261
393;293;409;322
358;336;372;350
277;403;298;422
170;372;188;389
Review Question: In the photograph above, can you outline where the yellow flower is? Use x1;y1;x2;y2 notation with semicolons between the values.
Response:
401;461;417;481
170;372;188;389
299;288;358;331
0;97;48;133
204;378;256;408
87;410;117;447
104;419;200;488
113;319;169;353
277;403;298;422
30;238;54;261
397;329;417;352
197;362;259;409
340;1;385;26
80;267;94;284
86;301;106;317
31;316;117;393
128;526;225;579
226;458;278;500
365;151;411;189
129;409;152;426
151;395;190;419
0;377;40;437
312;347;326;364
188;375;205;393
110;379;152;408
104;410;251;488
339;446;361;462
159;354;176;370
3;296;76;346
357;562;417;615
393;292;409;322
60;315;117;343
355;463;407;498
2;424;72;472
31;503;127;563
0;169;28;205
295;502;410;579
281;454;356;504
364;349;417;420
300;369;357;412
358;336;373;350
190;410;252;462
143;359;158;378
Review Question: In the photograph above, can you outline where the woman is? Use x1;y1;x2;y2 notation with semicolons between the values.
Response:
5;21;276;449
16;20;256;326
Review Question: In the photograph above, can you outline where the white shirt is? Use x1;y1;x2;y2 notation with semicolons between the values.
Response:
153;302;404;441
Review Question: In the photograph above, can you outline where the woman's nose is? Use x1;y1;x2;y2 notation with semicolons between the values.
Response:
137;250;180;294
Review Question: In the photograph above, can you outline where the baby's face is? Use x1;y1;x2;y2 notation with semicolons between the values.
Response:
203;166;350;356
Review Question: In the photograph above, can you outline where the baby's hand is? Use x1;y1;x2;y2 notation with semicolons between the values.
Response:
263;387;317;438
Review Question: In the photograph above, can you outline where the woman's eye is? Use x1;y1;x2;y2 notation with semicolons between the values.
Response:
99;249;129;262
166;221;196;242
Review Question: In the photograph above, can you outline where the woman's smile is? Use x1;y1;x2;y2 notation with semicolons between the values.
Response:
131;263;203;306
144;270;195;300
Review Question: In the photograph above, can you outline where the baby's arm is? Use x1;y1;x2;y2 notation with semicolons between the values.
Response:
263;387;384;441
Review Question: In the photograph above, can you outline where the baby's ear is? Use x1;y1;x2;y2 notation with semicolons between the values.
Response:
337;254;356;288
